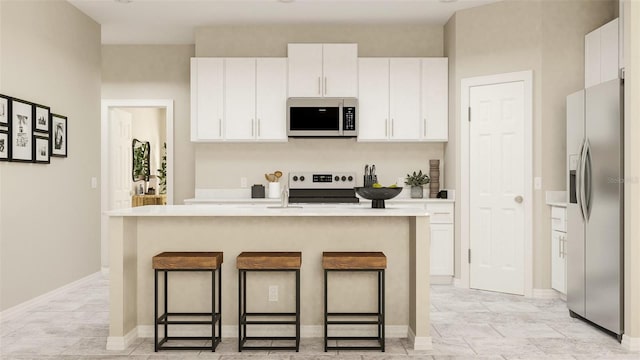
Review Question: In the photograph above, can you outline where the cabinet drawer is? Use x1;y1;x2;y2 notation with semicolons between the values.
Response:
551;206;567;232
426;203;453;224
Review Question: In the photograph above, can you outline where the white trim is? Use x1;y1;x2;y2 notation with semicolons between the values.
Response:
100;99;175;271
137;325;409;339
0;272;103;321
460;71;533;296
622;335;640;352
532;288;561;299
101;266;110;277
431;275;454;285
407;327;433;350
106;328;138;351
453;277;463;288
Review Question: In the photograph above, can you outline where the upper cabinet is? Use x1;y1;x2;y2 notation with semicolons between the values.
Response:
358;57;448;142
191;57;287;142
585;18;620;88
288;44;358;98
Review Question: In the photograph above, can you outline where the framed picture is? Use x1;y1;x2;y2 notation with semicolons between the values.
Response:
51;114;67;157
33;134;50;164
0;129;9;161
0;94;9;127
33;104;50;134
11;98;33;162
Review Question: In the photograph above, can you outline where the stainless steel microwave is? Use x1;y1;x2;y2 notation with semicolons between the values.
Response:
287;98;357;137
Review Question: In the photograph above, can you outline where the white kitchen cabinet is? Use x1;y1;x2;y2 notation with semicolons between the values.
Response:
585;18;619;88
551;206;567;294
426;202;454;276
256;58;287;140
224;58;257;140
421;58;449;141
287;43;357;98
190;57;287;142
191;58;224;141
358;57;448;142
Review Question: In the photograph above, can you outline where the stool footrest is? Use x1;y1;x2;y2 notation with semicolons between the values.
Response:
157;313;221;325
245;312;297;317
326;346;384;351
327;312;380;316
327;336;381;341
245;320;298;325
327;320;380;325
246;336;297;340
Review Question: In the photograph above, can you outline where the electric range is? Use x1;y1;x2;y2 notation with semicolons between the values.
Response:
288;171;359;204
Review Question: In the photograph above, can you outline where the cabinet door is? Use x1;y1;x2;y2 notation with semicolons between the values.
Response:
288;44;323;97
585;29;601;88
191;58;224;141
323;44;358;97
224;58;256;140
551;230;566;294
256;58;287;141
357;58;389;141
430;224;454;276
421;58;448;141
389;58;421;140
600;18;619;84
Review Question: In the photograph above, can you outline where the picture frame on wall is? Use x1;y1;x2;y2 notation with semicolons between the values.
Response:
0;129;9;161
34;104;50;134
51;113;67;157
0;94;9;127
33;134;50;164
11;98;33;162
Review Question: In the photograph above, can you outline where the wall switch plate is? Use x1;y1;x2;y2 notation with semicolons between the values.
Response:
240;177;248;188
534;177;542;190
268;285;278;302
91;177;98;189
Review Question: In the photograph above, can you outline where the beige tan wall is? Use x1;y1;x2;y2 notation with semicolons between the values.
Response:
101;45;195;203
0;1;101;311
194;24;445;190
444;0;615;286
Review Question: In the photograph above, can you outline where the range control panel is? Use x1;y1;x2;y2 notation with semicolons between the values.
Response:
289;171;357;189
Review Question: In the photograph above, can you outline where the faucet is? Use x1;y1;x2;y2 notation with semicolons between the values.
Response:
281;184;289;208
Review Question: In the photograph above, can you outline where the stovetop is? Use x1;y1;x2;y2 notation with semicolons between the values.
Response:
288;171;359;203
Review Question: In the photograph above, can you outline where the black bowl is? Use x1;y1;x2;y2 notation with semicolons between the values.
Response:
355;187;403;208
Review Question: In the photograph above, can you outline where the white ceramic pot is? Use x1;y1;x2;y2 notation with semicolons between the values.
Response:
268;182;281;199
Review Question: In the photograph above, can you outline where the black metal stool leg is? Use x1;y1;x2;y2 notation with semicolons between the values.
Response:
218;266;222;348
164;270;168;341
296;269;300;352
238;269;243;352
211;269;215;352
381;269;385;352
324;269;328;352
154;269;158;352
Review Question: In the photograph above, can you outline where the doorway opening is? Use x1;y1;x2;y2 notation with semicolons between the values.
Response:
100;99;174;273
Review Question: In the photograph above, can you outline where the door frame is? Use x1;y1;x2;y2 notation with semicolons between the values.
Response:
460;71;533;297
100;99;174;273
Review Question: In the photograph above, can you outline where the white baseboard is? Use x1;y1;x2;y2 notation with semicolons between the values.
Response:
532;288;561;299
622;334;640;352
430;275;454;285
407;327;432;350
0;271;103;322
453;277;465;288
137;325;408;339
101;266;110;276
107;328;138;351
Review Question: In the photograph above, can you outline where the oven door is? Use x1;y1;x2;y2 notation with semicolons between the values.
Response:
287;98;343;137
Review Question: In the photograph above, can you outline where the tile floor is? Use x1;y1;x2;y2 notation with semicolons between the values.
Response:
0;274;637;359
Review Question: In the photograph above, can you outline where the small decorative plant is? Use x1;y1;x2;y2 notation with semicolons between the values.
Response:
157;142;167;195
405;170;430;199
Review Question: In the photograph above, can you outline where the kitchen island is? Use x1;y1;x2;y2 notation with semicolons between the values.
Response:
106;205;431;350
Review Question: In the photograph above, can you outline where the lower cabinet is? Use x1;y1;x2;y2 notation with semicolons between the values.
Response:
430;223;454;276
550;205;567;294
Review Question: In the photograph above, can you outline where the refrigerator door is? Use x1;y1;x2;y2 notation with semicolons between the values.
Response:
585;78;623;335
566;90;586;317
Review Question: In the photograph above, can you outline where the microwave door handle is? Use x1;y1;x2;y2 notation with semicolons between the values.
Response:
338;102;344;134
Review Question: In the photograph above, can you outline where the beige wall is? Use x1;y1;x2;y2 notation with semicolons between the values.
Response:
0;1;101;311
444;0;615;286
102;45;195;204
194;24;446;190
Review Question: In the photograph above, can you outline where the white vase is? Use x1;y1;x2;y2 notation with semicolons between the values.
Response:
268;182;281;199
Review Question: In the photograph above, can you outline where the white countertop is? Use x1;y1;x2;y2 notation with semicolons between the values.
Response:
107;204;430;217
183;197;455;205
545;191;567;207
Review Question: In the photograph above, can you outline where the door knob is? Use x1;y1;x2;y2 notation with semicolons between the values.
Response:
514;195;523;204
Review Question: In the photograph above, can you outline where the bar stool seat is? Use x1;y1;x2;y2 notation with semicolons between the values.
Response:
237;252;301;352
323;251;386;352
153;252;223;352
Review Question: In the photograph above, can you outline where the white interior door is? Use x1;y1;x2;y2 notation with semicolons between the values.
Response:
109;108;132;210
469;81;525;295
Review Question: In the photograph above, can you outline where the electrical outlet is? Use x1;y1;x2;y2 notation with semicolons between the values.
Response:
240;177;248;188
91;177;97;189
534;177;542;190
268;285;278;302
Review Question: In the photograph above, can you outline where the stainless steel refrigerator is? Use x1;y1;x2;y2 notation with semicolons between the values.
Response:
566;78;624;340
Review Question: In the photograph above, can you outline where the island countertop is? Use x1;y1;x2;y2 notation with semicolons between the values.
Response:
106;204;430;217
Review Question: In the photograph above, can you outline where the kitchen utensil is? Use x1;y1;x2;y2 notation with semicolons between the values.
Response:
265;173;272;182
274;171;283;181
355;186;403;209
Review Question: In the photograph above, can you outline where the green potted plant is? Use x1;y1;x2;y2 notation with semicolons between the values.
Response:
405;170;430;199
157;142;167;195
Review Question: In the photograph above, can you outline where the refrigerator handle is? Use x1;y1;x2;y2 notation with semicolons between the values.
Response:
577;139;586;221
584;139;592;220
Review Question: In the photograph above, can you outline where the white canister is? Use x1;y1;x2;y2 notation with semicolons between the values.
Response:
268;182;281;199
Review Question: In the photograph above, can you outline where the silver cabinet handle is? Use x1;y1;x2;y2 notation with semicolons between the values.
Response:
423;118;427;137
385;119;388;137
432;212;450;215
318;77;321;95
257;119;261;137
219;119;222;137
251;119;255;137
515;195;523;204
391;119;395;137
559;236;562;258
562;236;566;258
324;77;327;95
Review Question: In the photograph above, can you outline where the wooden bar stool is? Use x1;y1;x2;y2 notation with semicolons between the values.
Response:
237;252;301;352
322;252;386;352
152;252;223;352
